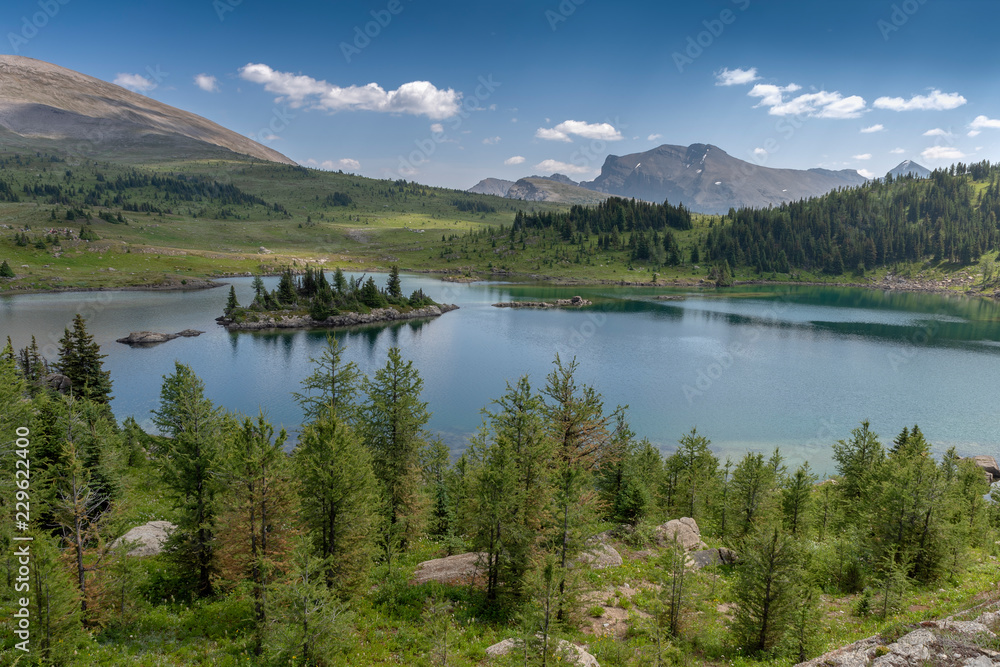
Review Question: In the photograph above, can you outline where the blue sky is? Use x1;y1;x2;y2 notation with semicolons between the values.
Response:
4;0;1000;189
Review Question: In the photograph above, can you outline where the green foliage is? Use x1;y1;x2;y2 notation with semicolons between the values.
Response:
151;362;223;598
56;314;113;404
731;526;802;656
293;415;378;599
291;334;360;424
0;259;13;277
359;347;430;537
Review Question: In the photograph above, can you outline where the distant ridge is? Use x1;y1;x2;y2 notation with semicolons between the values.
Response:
580;143;868;214
468;177;515;197
0;55;295;164
887;160;931;179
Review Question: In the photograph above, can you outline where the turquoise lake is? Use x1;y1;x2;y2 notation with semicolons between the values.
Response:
4;274;1000;474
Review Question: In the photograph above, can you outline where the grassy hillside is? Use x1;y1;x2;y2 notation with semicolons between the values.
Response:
0;152;567;291
1;151;997;294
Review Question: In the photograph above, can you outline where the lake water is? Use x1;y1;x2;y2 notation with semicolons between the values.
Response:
4;274;1000;475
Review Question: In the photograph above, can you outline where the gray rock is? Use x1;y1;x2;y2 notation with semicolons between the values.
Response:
967;456;1000;484
110;520;175;557
655;517;707;552
42;373;71;393
578;542;623;569
486;637;600;666
410;552;485;586
689;547;738;569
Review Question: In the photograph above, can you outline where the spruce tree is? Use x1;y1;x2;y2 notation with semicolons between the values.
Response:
0;259;14;277
217;412;295;656
291;334;360;424
151;362;223;598
293;415;378;598
225;285;239;314
387;264;402;299
359;347;430;540
731;527;800;655
56;314;112;403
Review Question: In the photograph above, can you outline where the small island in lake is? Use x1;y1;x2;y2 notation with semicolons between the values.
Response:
492;295;592;308
217;265;457;331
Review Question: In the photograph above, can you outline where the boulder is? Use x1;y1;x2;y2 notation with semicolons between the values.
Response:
578;542;623;569
654;517;707;552
797;605;1000;667
487;637;599;666
689;547;738;569
410;552;486;586
42;373;71;393
967;455;1000;483
110;520;175;557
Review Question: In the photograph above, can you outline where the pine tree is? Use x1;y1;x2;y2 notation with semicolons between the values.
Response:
293;415;378;598
291;334;360;424
0;259;14;277
359;347;430;540
217;412;295;656
731;526;800;655
268;536;355;665
151;362;223;598
782;462;816;537
56;314;112;403
251;274;265;303
225;285;239;314
387;264;402;299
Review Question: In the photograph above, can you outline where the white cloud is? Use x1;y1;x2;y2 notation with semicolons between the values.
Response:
715;67;759;86
194;73;218;92
922;128;952;137
238;63;461;119
968;130;981;137
482;136;501;145
504;155;526;165
970;115;1000;131
753;147;768;157
430;123;444;133
260;133;280;141
860;124;884;133
114;73;156;92
647;133;663;141
533;159;593;175
890;147;906;154
853;153;872;160
921;146;967;161
857;169;875;179
535;120;623;142
874;89;967;111
748;83;801;107
335;158;361;171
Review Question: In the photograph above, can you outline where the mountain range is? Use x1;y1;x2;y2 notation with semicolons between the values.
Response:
0;55;293;164
471;143;887;214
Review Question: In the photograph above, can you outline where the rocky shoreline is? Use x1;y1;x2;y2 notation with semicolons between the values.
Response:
217;303;459;331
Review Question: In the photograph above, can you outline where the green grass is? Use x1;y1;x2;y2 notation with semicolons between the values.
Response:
1;152;992;294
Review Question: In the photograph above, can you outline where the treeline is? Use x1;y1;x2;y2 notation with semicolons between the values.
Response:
705;161;1000;275
1;318;997;664
514;196;694;236
225;265;436;322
